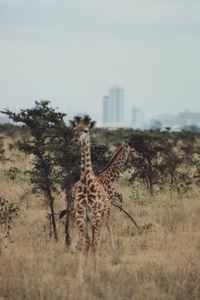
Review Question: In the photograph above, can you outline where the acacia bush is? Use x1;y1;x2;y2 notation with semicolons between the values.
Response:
1;101;64;241
128;130;200;195
128;131;166;195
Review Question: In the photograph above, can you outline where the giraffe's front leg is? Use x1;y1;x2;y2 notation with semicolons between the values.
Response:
90;213;102;276
75;208;90;282
75;205;90;251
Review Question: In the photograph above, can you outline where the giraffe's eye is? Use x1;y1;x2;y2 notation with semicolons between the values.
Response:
83;129;88;133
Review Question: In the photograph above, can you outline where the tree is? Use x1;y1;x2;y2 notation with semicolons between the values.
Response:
128;131;166;195
1;100;65;241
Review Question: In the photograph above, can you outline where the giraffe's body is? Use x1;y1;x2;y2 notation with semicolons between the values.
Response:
65;144;135;234
67;143;132;227
70;116;113;280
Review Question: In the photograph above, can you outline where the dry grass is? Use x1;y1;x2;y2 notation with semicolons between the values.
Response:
1;142;200;300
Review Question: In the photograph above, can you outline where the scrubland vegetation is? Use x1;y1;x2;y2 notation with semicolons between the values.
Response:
0;101;200;300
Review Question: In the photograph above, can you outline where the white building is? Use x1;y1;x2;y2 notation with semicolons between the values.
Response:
132;107;144;129
102;85;124;127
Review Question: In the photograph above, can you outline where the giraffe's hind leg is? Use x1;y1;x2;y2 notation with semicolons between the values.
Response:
106;214;115;252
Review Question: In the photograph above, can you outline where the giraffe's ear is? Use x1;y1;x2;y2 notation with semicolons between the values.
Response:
90;121;96;129
69;120;75;127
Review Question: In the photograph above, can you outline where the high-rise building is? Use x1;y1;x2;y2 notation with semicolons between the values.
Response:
150;113;177;130
178;110;200;127
132;107;144;129
102;85;124;127
149;110;200;130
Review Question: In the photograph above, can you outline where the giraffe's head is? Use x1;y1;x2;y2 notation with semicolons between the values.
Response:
70;115;95;143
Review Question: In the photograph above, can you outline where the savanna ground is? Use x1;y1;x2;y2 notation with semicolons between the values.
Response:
1;135;200;300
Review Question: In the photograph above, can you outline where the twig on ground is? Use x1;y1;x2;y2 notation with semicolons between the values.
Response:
111;202;139;230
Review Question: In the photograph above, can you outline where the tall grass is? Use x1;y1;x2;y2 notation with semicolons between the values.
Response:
0;137;200;300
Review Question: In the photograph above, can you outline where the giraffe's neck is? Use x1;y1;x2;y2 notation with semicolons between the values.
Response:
100;145;128;182
80;137;94;181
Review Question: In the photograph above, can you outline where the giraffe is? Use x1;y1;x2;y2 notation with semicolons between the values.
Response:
60;143;137;245
97;143;133;201
70;115;112;281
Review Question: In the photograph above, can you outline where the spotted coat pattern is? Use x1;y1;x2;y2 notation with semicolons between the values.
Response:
97;143;131;200
69;143;132;226
72;120;111;252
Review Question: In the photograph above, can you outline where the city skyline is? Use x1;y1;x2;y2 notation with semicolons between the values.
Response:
53;93;200;129
1;85;200;129
1;93;200;130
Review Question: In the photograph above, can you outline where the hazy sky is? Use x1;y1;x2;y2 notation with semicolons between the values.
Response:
0;0;200;123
